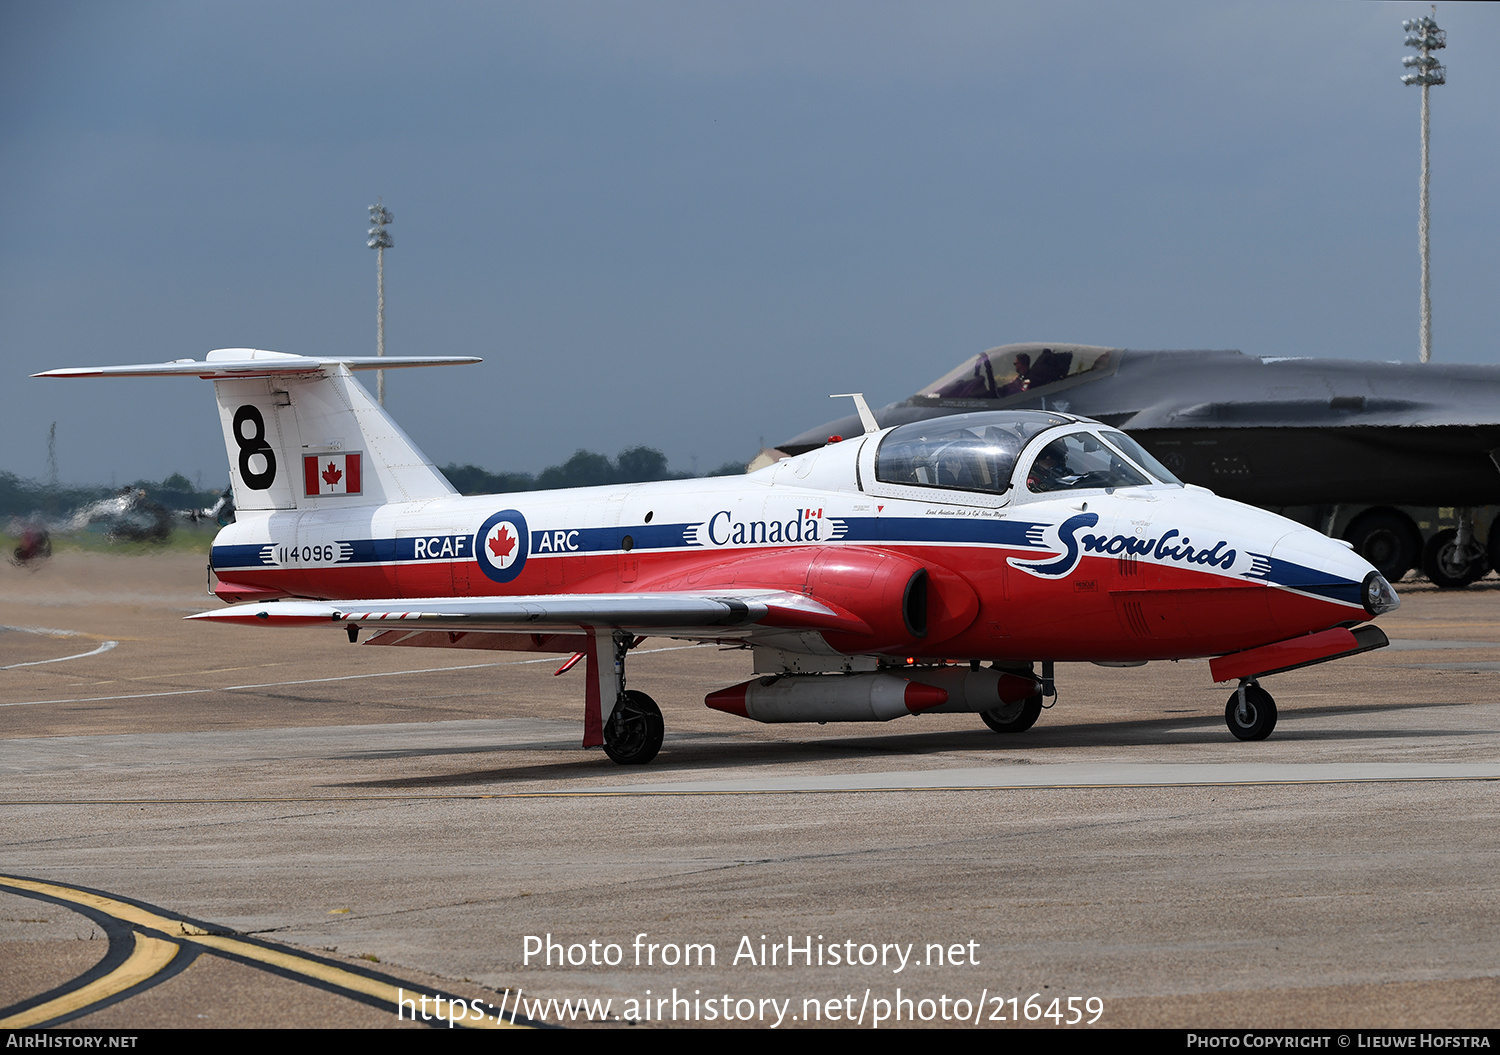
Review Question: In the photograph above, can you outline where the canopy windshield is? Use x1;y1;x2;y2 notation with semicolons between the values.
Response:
1023;429;1183;493
1101;429;1182;485
1024;433;1151;493
875;413;1070;495
916;345;1116;403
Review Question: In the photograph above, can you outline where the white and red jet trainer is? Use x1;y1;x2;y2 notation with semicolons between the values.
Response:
38;350;1400;764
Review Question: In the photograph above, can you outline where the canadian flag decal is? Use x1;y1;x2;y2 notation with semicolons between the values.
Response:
304;453;362;496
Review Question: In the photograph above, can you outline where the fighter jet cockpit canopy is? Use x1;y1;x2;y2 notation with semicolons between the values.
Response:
914;344;1118;405
874;412;1182;498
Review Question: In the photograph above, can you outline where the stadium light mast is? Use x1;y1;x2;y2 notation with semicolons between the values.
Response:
1401;8;1446;364
367;202;394;404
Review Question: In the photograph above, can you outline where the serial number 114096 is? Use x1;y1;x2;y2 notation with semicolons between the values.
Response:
273;543;343;564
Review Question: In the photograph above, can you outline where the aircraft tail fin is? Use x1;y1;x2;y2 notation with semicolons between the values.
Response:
36;349;481;512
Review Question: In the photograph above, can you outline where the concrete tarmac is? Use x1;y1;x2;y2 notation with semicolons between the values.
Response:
2;549;1498;1029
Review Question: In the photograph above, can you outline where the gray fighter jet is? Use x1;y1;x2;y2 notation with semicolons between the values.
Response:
778;343;1500;586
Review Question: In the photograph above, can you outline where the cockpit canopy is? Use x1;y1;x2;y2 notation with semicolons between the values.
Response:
914;343;1117;405
873;411;1181;498
876;414;1069;492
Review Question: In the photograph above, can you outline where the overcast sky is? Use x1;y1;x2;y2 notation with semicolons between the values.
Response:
3;1;1497;487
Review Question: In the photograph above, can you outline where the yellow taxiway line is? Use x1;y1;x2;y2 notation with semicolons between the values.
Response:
0;928;177;1028
0;874;529;1029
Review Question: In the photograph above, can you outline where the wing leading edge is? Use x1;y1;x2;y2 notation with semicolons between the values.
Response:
186;589;869;637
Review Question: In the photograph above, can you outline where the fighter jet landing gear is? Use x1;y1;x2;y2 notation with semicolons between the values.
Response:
601;631;663;765
604;690;664;765
1422;511;1489;588
1225;679;1277;741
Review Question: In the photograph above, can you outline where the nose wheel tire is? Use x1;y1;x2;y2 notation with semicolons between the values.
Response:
603;690;664;765
980;694;1044;734
1225;684;1277;741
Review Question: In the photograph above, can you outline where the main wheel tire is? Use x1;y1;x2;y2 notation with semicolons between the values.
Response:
603;690;664;765
980;694;1044;734
1225;684;1277;741
1344;511;1419;583
1422;529;1489;589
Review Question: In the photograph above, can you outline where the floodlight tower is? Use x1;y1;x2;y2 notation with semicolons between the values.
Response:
1401;9;1445;364
367;202;394;404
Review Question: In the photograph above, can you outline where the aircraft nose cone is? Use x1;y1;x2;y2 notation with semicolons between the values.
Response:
1362;570;1401;616
1268;526;1394;617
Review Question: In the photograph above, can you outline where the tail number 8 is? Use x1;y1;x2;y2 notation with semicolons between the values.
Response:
233;405;277;490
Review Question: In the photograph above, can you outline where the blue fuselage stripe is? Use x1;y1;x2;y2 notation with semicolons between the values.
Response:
1243;553;1364;605
211;516;1052;568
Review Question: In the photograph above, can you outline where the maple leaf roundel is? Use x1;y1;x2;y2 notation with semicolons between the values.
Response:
474;509;530;583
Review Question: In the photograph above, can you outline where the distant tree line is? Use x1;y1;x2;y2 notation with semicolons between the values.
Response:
2;448;744;518
441;446;744;495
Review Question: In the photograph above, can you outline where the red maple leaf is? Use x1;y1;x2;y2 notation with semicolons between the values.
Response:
488;525;516;559
322;461;343;486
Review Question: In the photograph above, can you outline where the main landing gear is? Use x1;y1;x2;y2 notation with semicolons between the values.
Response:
1225;679;1277;741
604;690;664;765
980;694;1043;734
979;660;1050;735
601;631;664;765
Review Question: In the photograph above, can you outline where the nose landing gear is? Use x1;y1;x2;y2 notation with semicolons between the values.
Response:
1225;679;1277;741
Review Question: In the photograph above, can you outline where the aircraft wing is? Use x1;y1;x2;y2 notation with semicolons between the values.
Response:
187;589;868;637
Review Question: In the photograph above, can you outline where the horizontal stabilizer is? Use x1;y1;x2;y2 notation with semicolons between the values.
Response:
36;348;475;510
35;348;481;380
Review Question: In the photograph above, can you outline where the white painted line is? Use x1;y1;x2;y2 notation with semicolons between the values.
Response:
1;639;118;670
1;625;120;669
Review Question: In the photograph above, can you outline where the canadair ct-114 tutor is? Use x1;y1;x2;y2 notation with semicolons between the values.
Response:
38;350;1402;764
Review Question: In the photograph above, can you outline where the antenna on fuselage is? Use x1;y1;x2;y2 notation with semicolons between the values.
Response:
830;393;879;435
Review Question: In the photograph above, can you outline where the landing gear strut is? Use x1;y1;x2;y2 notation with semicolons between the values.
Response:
601;631;664;765
1224;679;1277;741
